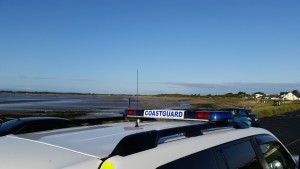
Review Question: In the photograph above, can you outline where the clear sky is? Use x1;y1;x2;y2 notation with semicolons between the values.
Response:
0;0;300;95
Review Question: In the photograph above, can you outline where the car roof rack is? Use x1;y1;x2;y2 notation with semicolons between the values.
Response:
106;121;248;158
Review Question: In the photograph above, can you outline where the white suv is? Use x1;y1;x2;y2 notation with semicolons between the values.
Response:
0;110;298;169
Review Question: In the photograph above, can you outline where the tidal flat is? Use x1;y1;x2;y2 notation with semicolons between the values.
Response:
0;94;181;119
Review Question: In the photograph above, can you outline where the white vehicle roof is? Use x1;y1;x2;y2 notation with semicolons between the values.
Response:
0;135;102;169
0;120;273;169
14;121;200;158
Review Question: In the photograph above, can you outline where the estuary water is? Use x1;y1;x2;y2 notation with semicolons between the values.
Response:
0;94;130;112
0;94;190;114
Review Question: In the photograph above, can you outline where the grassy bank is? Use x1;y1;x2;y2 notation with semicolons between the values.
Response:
253;101;300;117
157;95;300;117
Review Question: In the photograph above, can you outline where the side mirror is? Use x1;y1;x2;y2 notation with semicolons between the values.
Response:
269;160;283;169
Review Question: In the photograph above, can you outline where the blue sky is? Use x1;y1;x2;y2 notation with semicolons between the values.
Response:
0;0;300;95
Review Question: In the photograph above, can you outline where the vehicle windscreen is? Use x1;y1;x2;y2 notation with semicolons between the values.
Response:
246;110;256;115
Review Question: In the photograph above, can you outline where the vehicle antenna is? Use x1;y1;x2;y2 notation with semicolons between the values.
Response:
137;69;139;109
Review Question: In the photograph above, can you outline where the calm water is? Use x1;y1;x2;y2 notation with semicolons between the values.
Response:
0;94;190;113
0;94;131;112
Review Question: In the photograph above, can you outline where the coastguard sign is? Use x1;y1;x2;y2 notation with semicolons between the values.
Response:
143;110;184;119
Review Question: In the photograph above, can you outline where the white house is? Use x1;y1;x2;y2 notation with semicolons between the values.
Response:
255;93;263;98
280;92;300;101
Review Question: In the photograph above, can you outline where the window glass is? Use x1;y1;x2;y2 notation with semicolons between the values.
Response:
232;110;238;115
157;149;217;169
222;141;262;169
239;110;247;116
259;142;295;169
246;110;256;115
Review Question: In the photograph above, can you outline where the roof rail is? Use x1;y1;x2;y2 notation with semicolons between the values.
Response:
107;121;248;157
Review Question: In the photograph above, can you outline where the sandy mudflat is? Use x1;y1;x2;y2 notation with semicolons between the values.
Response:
0;93;240;119
0;94;182;119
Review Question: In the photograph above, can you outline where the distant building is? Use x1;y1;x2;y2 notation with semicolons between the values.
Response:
280;92;289;97
280;91;300;101
255;94;263;99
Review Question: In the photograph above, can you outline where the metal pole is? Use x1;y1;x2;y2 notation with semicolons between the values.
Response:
128;98;131;109
137;69;138;109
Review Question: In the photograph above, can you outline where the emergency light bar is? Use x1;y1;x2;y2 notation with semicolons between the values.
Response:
124;109;233;122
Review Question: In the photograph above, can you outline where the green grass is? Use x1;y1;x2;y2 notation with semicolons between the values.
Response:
191;103;218;110
253;101;300;117
236;99;300;117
